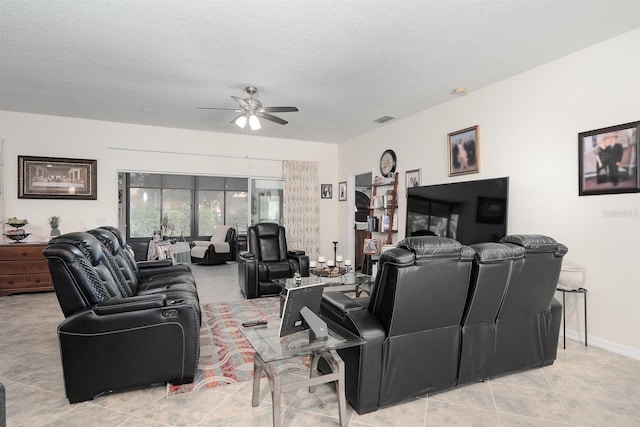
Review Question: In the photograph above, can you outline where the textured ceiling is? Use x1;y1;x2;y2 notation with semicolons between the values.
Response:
1;1;639;143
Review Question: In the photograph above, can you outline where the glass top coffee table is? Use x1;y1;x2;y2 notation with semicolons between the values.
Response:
274;271;372;293
240;323;363;427
273;272;373;315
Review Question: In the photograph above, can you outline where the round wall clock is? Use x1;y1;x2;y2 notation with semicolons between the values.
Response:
379;149;397;177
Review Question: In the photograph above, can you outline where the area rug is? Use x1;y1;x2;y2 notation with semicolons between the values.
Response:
168;297;309;395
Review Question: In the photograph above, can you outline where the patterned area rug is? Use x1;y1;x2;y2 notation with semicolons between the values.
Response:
168;297;309;395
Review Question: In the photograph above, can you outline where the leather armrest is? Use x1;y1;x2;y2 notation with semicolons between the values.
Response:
288;249;305;257
192;241;211;247
240;252;255;260
94;294;167;315
321;292;367;321
138;259;173;269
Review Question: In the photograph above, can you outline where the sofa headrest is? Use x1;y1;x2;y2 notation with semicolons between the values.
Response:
254;222;280;237
399;236;474;261
470;242;523;262
210;225;231;243
99;225;125;246
49;232;104;266
88;228;121;255
501;234;568;256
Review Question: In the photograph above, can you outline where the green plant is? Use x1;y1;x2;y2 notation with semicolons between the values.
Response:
48;216;60;229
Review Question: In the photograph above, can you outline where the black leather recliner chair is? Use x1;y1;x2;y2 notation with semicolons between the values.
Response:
44;232;200;403
238;223;310;298
320;236;475;414
458;242;517;385
492;234;567;375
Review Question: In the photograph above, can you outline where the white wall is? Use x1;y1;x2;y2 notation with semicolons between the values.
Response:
0;112;340;257
338;29;640;358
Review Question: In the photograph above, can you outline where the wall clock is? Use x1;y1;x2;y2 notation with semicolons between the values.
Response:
379;149;397;177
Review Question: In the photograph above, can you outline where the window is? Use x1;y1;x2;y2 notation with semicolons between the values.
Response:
126;173;249;241
129;188;161;238
251;179;284;225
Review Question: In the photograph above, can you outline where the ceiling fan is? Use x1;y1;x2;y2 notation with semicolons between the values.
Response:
197;86;299;130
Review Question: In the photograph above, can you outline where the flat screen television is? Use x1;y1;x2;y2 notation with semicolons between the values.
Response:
406;177;509;245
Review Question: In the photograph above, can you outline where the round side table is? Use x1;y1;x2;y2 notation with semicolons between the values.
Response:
557;261;587;349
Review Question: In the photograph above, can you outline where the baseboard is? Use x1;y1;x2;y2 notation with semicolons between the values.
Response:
561;330;640;361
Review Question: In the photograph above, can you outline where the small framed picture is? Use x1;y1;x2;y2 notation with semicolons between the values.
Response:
338;181;347;201
405;169;421;188
578;121;639;196
448;126;479;176
155;242;172;261
363;238;382;255
321;184;332;199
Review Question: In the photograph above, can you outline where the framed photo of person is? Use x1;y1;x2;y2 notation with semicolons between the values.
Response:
321;184;332;199
155;242;172;261
578;121;640;196
405;169;421;188
338;181;347;201
448;126;479;177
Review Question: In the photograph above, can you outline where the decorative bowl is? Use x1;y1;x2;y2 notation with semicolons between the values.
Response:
311;266;352;278
4;232;31;243
7;218;28;227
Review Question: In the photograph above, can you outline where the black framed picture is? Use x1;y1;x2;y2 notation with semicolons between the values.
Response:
18;155;97;200
448;125;479;176
338;181;347;201
321;184;332;199
578;121;639;196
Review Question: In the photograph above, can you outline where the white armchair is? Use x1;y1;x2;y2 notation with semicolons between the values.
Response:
190;226;236;265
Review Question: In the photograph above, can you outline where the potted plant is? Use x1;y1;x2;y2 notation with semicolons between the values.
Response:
48;216;61;237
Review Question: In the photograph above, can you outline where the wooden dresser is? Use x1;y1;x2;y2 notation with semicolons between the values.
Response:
0;242;53;297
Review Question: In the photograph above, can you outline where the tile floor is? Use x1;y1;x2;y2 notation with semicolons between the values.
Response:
1;262;639;426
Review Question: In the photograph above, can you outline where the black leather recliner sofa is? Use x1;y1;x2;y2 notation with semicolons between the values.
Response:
320;234;567;414
238;223;310;298
44;230;200;403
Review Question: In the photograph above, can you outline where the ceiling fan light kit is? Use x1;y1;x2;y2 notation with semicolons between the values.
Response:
199;86;298;131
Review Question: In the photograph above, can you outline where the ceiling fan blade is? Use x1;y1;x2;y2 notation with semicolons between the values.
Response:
260;106;299;113
196;107;240;111
257;112;288;125
231;96;250;109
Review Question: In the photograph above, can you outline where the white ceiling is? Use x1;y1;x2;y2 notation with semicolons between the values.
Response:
1;1;639;144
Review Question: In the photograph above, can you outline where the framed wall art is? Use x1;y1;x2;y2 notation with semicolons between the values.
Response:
406;169;421;188
448;125;479;176
338;181;347;201
578;121;639;196
363;238;381;255
321;183;332;199
18;156;97;200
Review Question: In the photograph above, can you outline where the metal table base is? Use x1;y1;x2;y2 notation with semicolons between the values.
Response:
557;287;588;349
251;349;347;427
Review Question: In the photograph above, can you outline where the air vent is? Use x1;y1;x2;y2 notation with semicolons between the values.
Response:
373;116;395;124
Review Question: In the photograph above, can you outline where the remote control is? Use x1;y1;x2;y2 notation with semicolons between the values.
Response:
242;320;268;327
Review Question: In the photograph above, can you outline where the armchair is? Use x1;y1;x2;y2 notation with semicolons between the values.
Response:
238;223;310;299
190;225;236;265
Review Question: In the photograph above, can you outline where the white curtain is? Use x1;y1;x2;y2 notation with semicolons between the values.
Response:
283;160;320;260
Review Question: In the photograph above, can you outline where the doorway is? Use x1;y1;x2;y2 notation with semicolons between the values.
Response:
354;172;372;271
